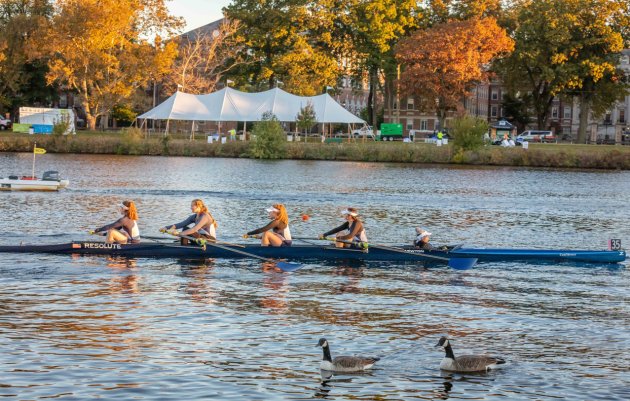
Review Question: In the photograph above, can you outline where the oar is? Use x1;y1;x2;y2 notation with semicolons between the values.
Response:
319;237;477;270
165;231;302;272
154;231;246;248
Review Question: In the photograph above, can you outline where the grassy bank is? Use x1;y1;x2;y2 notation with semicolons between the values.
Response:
1;131;629;169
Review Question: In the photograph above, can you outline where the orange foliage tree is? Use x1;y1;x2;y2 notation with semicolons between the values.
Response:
396;17;514;129
44;0;182;130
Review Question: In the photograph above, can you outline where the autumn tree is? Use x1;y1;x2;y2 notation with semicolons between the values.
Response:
559;0;627;143
396;17;514;129
497;0;628;142
163;19;252;95
424;0;503;24
0;0;55;113
44;0;182;130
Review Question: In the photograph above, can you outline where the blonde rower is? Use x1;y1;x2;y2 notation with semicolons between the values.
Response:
92;200;140;244
319;207;367;248
162;199;218;245
244;204;292;247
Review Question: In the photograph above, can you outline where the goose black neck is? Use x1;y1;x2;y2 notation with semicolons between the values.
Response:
322;344;332;362
444;344;455;360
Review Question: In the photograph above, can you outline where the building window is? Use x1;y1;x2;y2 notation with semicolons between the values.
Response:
406;119;414;130
604;113;612;124
552;107;558;118
619;110;625;123
563;106;571;119
407;98;414;110
421;119;428;130
491;90;498;100
491;106;498;117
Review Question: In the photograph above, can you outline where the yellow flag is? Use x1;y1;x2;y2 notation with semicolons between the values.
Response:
34;147;46;154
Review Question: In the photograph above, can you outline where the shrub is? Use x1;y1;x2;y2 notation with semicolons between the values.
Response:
119;127;144;155
248;112;286;159
52;116;72;136
451;115;487;151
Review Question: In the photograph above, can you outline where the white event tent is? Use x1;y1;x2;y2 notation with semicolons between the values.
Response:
137;87;366;135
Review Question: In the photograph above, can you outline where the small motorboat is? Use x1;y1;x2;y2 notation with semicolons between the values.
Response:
0;170;70;191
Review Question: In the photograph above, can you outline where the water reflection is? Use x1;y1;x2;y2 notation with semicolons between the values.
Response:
177;259;217;305
316;369;374;399
259;268;289;313
331;265;364;294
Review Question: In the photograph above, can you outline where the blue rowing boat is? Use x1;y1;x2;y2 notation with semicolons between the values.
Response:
0;241;625;264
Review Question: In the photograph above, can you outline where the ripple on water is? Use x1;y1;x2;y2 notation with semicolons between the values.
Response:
1;156;629;400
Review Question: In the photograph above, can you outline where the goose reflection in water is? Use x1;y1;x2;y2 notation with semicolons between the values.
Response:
315;369;374;399
435;369;501;400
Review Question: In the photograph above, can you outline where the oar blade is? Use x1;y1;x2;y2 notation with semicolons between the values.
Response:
276;262;303;272
448;257;477;270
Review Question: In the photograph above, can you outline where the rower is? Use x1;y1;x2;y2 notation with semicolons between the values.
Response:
162;199;218;245
319;208;367;248
243;204;292;247
92;200;140;244
414;227;435;250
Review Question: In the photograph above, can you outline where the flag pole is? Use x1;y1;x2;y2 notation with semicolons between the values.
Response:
32;142;36;179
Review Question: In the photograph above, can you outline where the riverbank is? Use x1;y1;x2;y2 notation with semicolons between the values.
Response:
1;131;628;169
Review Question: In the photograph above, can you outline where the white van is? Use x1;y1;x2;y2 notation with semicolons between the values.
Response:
517;130;553;142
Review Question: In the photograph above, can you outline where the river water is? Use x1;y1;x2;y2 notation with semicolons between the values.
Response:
0;153;629;400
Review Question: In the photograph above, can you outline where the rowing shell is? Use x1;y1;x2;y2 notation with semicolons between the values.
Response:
0;242;625;264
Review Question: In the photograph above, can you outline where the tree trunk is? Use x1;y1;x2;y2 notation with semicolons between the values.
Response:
370;68;378;132
577;93;591;144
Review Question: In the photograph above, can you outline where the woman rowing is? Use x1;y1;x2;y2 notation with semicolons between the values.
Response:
92;200;140;244
319;207;368;248
244;204;292;247
162;199;218;245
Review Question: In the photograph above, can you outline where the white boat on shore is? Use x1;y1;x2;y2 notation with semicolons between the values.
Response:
0;171;70;191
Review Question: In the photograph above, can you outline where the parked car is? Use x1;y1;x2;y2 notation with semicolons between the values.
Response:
351;125;375;140
517;130;556;143
0;117;12;130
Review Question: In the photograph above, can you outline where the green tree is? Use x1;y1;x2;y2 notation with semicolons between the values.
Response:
295;101;317;134
343;0;419;130
249;111;286;159
224;0;339;95
501;93;532;133
44;0;182;130
451;115;487;151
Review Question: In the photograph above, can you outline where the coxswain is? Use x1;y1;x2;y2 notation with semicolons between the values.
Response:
92;200;140;244
414;227;435;250
244;204;292;247
319;208;368;248
162;199;218;245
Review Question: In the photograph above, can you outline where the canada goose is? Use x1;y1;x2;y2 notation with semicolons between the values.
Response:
436;336;505;372
317;338;380;372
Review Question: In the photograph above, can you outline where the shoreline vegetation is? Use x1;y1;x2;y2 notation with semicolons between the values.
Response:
1;131;629;170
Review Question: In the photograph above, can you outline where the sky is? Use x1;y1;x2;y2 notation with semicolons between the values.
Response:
168;0;231;32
